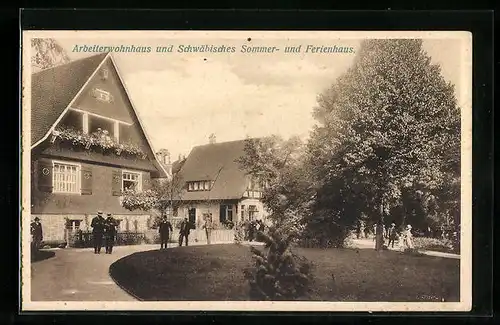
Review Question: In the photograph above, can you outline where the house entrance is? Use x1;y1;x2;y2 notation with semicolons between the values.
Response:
188;208;196;225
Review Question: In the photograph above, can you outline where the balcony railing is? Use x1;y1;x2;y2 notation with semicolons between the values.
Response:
51;126;147;159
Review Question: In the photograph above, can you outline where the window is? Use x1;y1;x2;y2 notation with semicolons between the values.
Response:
60;110;84;131
187;180;211;191
101;68;109;80
65;219;81;231
53;162;80;193
241;205;245;219
122;171;142;192
249;205;258;221
219;205;234;223
88;115;114;137
93;88;113;103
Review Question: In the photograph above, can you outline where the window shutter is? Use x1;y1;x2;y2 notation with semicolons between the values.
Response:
112;170;122;196
142;174;151;191
81;167;93;195
38;160;53;192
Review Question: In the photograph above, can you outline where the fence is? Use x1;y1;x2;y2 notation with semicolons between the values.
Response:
66;228;235;248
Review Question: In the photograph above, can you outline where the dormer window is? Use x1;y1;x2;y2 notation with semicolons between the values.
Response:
187;180;212;192
92;88;114;103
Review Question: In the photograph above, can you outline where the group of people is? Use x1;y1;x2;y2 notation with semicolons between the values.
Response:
245;219;265;242
377;222;414;250
158;216;194;249
356;221;414;250
90;211;118;254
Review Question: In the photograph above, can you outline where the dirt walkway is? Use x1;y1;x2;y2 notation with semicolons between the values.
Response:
350;238;460;259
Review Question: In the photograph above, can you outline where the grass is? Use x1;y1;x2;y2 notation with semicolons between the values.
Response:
109;244;460;302
31;249;56;263
413;237;459;254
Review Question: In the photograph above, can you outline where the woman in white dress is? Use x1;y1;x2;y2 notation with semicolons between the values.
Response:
404;224;414;250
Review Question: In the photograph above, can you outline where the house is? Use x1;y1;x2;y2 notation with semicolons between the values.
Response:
30;52;168;242
174;136;269;228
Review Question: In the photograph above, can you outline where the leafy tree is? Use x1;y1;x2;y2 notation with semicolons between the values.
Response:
31;38;71;71
307;39;460;248
237;136;315;236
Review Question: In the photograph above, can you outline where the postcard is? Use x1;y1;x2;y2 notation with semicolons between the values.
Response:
21;30;472;312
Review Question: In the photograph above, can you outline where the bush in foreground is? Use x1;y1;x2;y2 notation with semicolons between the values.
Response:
243;230;314;300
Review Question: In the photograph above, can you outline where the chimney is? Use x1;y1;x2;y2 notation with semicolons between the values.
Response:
209;133;216;144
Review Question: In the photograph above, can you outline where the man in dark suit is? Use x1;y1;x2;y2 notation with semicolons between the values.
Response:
178;217;192;247
91;211;105;254
104;213;117;254
30;217;43;252
159;216;173;249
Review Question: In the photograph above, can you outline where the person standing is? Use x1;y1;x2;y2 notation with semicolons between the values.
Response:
179;217;191;247
159;216;173;249
30;217;43;252
91;211;105;254
104;214;117;254
387;223;397;248
248;220;256;242
202;214;213;245
403;224;414;250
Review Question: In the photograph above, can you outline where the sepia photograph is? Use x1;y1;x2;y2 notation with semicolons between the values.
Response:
21;31;472;312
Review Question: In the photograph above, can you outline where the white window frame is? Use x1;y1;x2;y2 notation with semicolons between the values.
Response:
52;160;81;194
188;182;194;191
121;170;142;192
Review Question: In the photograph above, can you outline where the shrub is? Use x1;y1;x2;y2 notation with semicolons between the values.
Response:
234;222;246;244
243;229;313;300
413;237;456;253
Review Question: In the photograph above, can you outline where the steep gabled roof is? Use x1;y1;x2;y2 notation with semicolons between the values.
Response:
30;53;108;146
30;52;168;178
178;139;257;201
172;158;186;175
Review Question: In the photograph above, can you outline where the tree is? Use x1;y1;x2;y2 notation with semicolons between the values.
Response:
237;135;315;236
31;38;71;72
307;39;460;248
243;228;313;300
121;174;184;227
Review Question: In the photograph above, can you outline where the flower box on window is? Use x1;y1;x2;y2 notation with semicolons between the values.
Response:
51;126;147;159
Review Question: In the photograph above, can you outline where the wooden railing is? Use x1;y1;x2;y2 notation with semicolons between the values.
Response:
66;229;235;248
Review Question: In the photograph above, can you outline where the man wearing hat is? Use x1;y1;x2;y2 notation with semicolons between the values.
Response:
158;215;173;249
178;217;192;247
387;222;397;249
104;213;117;254
30;217;43;252
91;211;106;254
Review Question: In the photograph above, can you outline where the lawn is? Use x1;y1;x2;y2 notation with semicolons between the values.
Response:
109;244;460;302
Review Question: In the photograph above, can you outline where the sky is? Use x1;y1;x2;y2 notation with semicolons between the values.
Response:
48;34;467;161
